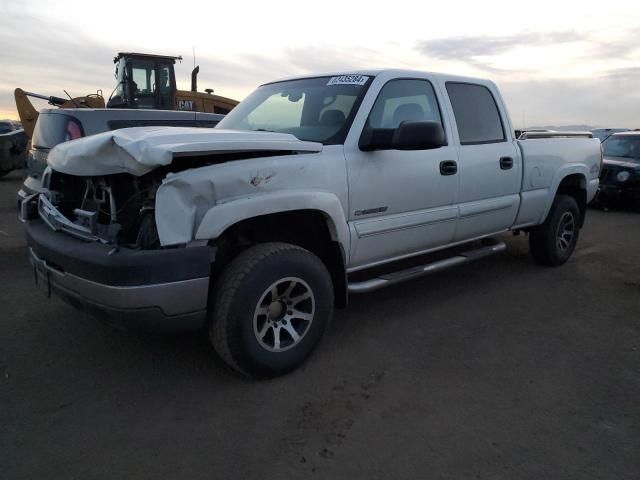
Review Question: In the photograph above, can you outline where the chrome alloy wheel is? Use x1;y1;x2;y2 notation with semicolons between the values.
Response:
253;277;315;352
556;211;576;251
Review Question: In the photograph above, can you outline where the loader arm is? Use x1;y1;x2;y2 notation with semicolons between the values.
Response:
14;88;39;139
14;88;105;139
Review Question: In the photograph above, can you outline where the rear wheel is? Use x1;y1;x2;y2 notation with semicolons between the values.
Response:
529;194;580;266
209;242;334;378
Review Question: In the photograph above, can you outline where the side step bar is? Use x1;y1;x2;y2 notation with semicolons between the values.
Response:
347;239;506;293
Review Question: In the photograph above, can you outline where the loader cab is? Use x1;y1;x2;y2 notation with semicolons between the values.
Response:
107;53;179;110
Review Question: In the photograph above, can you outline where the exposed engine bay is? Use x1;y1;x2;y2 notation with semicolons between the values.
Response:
44;170;162;249
29;146;314;250
28;126;325;249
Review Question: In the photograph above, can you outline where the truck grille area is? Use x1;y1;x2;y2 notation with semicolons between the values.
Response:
600;165;638;186
40;171;161;249
600;165;620;183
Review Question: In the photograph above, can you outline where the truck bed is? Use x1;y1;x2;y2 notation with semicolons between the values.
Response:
514;135;601;227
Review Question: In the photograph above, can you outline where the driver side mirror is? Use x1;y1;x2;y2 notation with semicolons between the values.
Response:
359;121;446;151
393;121;446;150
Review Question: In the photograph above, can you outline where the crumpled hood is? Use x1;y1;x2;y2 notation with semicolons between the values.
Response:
47;126;323;176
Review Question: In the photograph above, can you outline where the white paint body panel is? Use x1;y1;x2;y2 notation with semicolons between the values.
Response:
154;145;349;250
453;142;521;241
343;71;460;268
514;137;601;227
437;80;522;241
345;144;460;267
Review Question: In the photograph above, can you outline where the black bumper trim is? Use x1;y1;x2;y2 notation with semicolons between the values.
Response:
25;218;212;286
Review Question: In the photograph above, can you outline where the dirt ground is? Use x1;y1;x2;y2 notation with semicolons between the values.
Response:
1;170;639;479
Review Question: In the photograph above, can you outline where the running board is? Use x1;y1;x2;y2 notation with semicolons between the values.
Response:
347;239;506;293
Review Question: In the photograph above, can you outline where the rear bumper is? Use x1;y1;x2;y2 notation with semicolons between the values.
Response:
25;219;211;331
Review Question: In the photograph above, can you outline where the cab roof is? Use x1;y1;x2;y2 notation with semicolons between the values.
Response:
610;130;640;137
114;52;182;63
263;69;494;86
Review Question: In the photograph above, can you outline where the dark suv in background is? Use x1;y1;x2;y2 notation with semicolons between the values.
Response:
597;131;640;207
591;128;631;143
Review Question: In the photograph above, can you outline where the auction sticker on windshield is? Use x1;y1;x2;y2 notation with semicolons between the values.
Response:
327;75;369;86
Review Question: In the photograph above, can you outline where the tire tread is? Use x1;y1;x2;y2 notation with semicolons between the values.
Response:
210;242;312;375
529;194;580;266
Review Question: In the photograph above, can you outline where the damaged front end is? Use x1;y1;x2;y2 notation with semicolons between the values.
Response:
20;167;211;331
23;168;162;250
20;126;325;331
22;126;323;248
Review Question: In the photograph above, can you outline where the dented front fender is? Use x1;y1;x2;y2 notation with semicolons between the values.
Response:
154;145;350;257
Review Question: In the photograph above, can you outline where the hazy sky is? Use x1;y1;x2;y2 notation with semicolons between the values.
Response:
2;0;640;127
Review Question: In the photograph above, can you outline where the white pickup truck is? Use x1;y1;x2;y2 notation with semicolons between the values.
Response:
21;70;601;377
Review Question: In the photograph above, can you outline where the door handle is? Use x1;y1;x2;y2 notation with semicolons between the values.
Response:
439;160;458;176
500;156;514;170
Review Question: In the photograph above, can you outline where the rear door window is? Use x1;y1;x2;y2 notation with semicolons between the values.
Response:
446;82;505;145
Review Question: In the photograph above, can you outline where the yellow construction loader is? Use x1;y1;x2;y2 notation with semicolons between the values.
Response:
15;52;239;138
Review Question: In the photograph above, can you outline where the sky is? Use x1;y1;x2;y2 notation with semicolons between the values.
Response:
1;0;640;128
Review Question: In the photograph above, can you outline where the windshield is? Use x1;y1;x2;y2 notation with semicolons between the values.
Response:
603;135;640;160
591;128;630;142
110;58;127;100
217;75;372;145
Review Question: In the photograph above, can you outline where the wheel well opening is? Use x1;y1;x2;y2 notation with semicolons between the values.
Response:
212;210;347;307
557;174;587;226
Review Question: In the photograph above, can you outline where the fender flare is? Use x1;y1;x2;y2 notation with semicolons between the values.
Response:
194;190;350;261
539;165;588;223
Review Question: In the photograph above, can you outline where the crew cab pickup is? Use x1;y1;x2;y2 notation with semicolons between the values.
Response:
21;70;601;377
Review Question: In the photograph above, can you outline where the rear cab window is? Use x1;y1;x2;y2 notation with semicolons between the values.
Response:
31;113;84;149
445;82;505;145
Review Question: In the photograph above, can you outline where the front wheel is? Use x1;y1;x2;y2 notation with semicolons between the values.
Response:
209;242;334;378
529;194;581;266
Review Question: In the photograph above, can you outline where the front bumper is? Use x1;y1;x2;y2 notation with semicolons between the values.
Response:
596;182;640;203
25;219;211;331
18;175;46;206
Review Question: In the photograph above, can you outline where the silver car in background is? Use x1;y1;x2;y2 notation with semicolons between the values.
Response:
18;108;224;202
